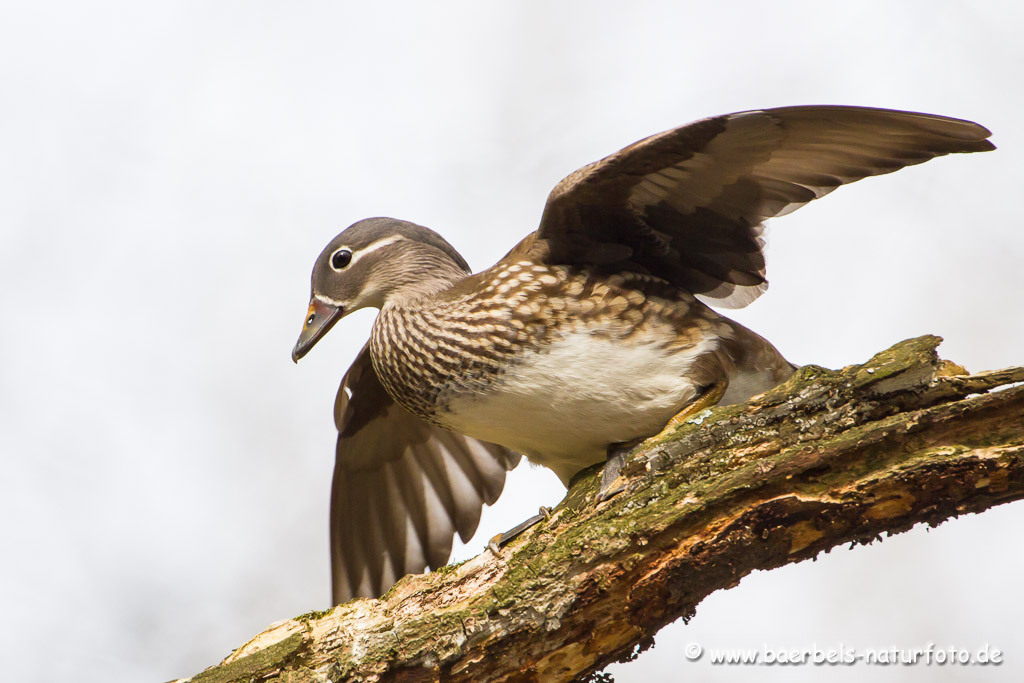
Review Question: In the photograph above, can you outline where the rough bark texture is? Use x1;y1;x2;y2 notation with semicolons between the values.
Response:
176;336;1024;683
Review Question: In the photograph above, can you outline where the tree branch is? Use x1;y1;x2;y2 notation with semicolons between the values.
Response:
178;336;1024;683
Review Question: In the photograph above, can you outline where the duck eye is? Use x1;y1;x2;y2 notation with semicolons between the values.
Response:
330;248;352;270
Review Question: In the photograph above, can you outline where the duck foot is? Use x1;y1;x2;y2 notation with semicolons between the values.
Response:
595;444;633;503
595;379;730;504
487;506;553;555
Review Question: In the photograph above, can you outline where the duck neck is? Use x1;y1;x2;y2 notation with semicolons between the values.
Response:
379;244;469;309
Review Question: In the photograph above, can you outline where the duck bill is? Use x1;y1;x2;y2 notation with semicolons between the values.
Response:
292;299;344;362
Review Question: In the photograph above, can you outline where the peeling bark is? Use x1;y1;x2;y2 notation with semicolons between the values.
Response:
176;336;1024;683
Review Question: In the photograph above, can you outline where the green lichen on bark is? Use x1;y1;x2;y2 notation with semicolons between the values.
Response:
190;632;305;683
175;336;1024;683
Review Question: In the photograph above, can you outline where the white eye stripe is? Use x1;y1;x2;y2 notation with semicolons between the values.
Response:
330;235;407;271
315;293;348;307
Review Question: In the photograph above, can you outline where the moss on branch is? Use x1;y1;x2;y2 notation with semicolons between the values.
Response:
176;336;1024;682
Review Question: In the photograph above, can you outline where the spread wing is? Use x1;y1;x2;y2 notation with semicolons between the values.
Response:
537;105;994;308
329;344;520;603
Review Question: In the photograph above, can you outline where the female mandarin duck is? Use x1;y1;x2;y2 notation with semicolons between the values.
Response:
292;105;993;603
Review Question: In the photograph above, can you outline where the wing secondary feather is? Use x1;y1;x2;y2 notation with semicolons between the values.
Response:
330;345;520;603
537;105;993;308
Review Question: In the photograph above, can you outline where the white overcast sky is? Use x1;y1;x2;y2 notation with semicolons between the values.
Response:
2;2;1023;682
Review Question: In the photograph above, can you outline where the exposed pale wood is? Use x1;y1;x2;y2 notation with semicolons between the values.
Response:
177;336;1024;683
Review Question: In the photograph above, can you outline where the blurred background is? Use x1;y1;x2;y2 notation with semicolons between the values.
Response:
2;2;1022;681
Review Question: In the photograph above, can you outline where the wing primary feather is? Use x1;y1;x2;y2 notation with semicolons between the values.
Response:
535;105;993;308
331;346;522;600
